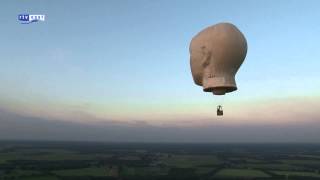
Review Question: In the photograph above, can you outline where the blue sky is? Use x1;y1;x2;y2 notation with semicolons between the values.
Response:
0;0;319;141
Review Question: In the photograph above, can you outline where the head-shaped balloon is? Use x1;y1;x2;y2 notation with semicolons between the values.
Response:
190;23;247;95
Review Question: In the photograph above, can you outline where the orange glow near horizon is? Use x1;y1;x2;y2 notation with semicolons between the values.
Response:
1;95;319;128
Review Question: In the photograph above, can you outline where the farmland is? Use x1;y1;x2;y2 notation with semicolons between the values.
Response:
0;141;320;179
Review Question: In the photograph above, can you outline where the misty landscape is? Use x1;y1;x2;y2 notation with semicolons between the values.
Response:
1;141;320;180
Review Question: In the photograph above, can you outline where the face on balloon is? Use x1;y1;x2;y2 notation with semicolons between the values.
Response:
190;23;247;95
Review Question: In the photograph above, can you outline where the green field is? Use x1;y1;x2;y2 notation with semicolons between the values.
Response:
53;167;109;176
1;142;320;179
214;168;271;178
281;159;320;166
18;176;59;180
161;155;220;168
0;152;21;164
134;167;168;176
236;163;304;171
271;170;320;178
116;166;170;177
195;167;214;175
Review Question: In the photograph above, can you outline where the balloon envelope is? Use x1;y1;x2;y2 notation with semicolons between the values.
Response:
190;23;247;95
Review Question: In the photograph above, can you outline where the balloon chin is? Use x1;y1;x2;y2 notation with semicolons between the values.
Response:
212;89;226;95
203;86;237;95
202;75;238;95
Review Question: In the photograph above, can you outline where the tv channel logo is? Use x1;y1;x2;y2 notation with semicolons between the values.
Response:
18;14;45;24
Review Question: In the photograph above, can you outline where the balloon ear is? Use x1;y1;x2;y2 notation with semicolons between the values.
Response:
201;46;215;83
200;46;212;69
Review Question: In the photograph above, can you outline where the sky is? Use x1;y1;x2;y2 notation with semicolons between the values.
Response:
0;0;319;142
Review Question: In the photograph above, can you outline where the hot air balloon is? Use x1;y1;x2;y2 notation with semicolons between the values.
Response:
189;22;247;116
